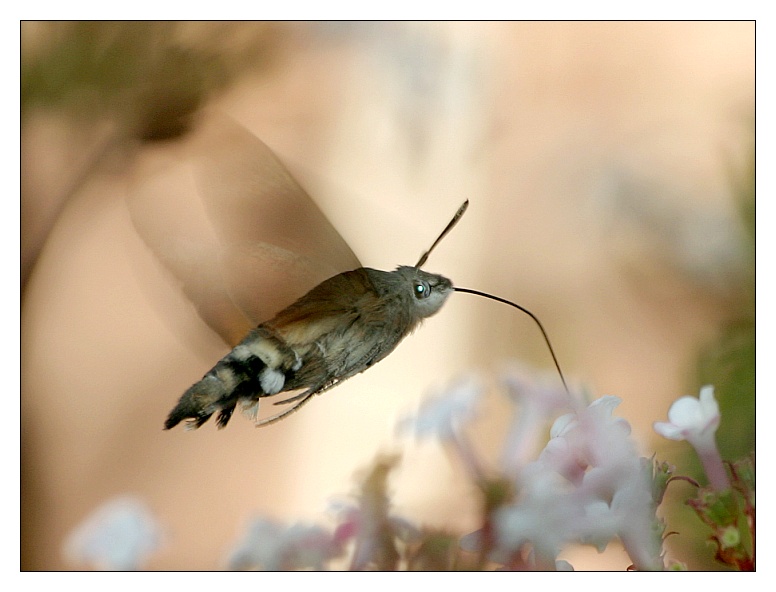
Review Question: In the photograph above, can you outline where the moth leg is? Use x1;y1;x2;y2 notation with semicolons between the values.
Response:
270;379;340;406
254;392;317;427
272;390;314;406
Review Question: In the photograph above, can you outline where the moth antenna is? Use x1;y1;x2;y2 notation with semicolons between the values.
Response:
415;200;469;268
453;287;569;393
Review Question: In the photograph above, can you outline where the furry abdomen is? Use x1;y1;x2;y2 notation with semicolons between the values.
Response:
164;269;420;430
163;326;303;429
165;267;453;429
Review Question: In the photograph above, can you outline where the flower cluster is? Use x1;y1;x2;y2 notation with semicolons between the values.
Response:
63;372;754;571
402;370;666;570
226;517;339;571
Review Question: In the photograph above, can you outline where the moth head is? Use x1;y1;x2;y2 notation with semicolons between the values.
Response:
395;265;453;319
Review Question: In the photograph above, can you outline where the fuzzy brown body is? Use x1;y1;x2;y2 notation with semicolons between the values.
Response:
165;266;453;429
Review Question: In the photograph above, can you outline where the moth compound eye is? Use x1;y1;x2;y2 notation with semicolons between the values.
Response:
413;280;430;299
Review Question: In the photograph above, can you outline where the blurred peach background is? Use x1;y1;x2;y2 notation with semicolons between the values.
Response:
21;22;754;570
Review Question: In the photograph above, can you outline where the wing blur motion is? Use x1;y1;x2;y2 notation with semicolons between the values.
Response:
128;112;361;347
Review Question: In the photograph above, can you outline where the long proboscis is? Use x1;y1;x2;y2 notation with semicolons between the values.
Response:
453;286;569;393
417;199;568;392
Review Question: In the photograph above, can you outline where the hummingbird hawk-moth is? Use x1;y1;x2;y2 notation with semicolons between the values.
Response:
130;114;565;430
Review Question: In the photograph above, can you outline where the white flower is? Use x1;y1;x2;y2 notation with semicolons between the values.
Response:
226;517;337;571
492;395;663;570
63;496;161;571
539;396;634;487
575;471;663;570
653;385;720;445
398;374;483;440
654;385;729;490
494;484;583;566
398;374;487;479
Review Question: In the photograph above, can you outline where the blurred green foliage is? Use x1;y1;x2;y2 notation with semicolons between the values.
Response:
696;137;755;461
665;130;755;570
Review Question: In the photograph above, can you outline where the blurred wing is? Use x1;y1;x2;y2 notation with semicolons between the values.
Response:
128;112;361;347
